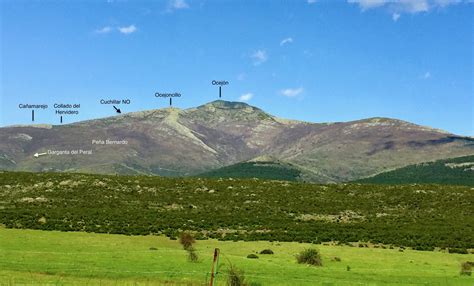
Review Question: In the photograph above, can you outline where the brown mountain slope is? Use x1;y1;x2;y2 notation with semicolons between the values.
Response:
0;100;472;182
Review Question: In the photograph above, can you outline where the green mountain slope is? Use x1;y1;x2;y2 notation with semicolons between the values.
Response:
198;160;302;181
355;155;474;186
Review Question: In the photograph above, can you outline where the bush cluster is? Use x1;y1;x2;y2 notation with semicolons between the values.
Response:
296;248;322;266
259;249;274;255
0;171;473;251
227;264;246;286
460;261;473;276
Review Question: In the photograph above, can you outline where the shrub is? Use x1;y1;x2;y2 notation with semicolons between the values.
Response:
332;256;341;262
179;232;196;250
247;254;259;259
450;248;468;254
460;261;473;276
296;248;322;266
259;249;274;255
149;247;157;251
178;232;198;262
227;264;246;286
188;247;199;262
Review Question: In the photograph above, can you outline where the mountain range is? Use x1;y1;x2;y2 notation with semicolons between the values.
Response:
1;100;473;183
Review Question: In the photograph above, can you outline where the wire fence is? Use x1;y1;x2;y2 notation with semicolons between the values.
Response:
0;249;465;286
0;249;464;272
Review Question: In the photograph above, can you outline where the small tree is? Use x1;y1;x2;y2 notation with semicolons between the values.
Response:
179;232;196;250
179;232;198;262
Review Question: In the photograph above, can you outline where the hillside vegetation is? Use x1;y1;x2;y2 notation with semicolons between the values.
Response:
198;161;302;181
356;155;474;186
1;171;472;252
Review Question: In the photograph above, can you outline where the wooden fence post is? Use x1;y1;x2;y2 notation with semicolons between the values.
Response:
209;248;220;286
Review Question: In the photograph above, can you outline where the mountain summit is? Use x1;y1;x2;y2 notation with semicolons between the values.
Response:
0;100;472;182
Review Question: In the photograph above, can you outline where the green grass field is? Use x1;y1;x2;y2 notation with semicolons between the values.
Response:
1;228;473;285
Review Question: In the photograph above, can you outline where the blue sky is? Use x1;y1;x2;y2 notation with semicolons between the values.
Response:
1;0;473;135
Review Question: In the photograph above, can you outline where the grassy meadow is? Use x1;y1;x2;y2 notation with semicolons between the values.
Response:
1;228;473;285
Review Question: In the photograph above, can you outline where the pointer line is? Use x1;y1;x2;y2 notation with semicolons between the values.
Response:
34;152;47;158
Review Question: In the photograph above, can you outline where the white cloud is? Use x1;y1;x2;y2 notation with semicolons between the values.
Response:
239;93;253;102
251;50;268;66
434;0;461;7
307;0;318;3
348;0;465;16
423;71;431;79
118;25;137;34
95;26;112;34
398;0;429;13
237;73;246;81
169;0;189;10
347;0;387;10
280;37;293;46
348;0;429;12
280;87;304;97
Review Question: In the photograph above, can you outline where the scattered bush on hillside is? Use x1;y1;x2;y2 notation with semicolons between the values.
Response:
227;264;246;286
259;249;274;255
296;248;322;266
1;172;473;251
247;254;259;259
332;256;341;262
460;261;473;276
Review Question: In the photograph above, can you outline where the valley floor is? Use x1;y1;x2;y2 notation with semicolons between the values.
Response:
0;228;473;286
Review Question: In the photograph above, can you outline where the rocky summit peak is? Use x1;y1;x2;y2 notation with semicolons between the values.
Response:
195;100;271;118
197;100;253;110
